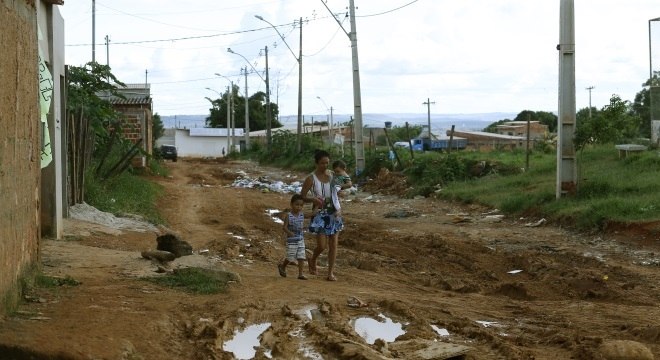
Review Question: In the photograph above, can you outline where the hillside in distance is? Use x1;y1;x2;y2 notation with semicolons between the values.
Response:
160;112;519;132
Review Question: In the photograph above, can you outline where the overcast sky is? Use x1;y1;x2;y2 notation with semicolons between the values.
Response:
59;0;660;119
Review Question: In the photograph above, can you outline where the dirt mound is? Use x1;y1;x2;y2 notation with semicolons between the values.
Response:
361;168;410;196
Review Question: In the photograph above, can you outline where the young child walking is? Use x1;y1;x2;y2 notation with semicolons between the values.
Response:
278;194;308;280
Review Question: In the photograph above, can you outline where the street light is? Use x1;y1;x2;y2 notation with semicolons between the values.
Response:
227;47;272;152
255;15;303;153
215;73;233;153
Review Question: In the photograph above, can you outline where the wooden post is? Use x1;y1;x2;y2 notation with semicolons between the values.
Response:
405;122;414;160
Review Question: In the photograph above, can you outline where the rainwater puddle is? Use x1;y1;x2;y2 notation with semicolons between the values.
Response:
431;324;450;337
289;327;324;359
265;209;284;224
223;322;271;360
351;314;405;344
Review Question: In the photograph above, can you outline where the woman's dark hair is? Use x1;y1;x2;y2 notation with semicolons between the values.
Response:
314;149;330;164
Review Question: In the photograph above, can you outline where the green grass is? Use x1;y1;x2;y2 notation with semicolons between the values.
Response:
143;267;239;294
438;144;660;230
85;160;165;225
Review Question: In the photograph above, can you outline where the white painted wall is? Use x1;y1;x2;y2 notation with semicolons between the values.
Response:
174;128;243;157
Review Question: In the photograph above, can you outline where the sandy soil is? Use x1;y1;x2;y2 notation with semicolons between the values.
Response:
1;158;659;360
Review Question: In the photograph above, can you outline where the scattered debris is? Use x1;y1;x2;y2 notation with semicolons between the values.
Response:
507;270;523;274
347;296;368;308
524;218;546;227
384;209;417;218
141;250;176;263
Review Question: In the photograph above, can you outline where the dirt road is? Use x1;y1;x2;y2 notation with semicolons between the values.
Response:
1;158;659;359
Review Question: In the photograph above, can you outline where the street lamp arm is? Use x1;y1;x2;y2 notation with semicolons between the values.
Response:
255;15;299;62
227;48;266;83
318;0;350;38
316;95;329;111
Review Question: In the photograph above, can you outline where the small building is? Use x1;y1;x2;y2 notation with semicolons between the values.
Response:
107;84;154;168
174;127;244;157
495;121;548;140
447;130;526;151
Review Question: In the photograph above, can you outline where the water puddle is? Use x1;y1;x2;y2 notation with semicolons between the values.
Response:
431;324;450;337
223;322;271;359
351;314;405;344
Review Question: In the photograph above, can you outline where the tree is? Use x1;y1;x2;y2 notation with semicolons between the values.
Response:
66;62;128;203
483;119;512;133
631;72;660;138
574;94;641;150
152;113;164;144
205;84;281;131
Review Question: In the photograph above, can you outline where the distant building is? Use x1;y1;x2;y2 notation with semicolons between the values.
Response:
494;121;548;140
106;84;154;168
447;130;526;151
174;127;244;157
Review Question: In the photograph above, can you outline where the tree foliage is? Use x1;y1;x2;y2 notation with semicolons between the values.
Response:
152;113;165;143
205;84;281;131
574;94;641;150
67;62;126;145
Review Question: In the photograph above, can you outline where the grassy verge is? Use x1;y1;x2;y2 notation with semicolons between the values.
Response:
437;144;660;230
84;159;166;224
143;268;239;295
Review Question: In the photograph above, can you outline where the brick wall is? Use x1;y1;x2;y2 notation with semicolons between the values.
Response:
0;0;41;312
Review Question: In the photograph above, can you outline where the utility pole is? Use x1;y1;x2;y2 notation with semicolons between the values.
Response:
92;0;96;62
265;46;272;152
586;86;594;118
145;69;148;87
226;85;231;154
320;0;364;173
297;17;303;153
422;98;435;138
243;66;250;150
105;35;110;68
349;0;365;174
557;0;577;198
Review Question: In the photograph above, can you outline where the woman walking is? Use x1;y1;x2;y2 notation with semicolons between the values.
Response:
301;150;343;281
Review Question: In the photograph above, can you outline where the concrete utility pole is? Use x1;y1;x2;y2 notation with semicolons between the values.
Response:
265;46;272;152
557;0;578;198
226;85;231;154
423;98;435;138
586;86;594;118
243;67;250;150
348;0;365;174
320;0;365;173
297;17;303;153
92;0;96;62
105;35;110;67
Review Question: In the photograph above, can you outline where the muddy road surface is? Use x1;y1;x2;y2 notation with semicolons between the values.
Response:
1;158;659;359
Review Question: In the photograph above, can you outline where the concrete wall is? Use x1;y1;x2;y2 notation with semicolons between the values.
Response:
38;1;66;239
0;0;41;311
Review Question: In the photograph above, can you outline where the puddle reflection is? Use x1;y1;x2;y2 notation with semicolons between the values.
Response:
223;322;271;360
351;314;405;344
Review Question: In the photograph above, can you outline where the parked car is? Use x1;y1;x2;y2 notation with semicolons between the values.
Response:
160;145;178;162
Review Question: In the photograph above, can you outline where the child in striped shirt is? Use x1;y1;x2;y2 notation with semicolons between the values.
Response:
278;194;308;280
